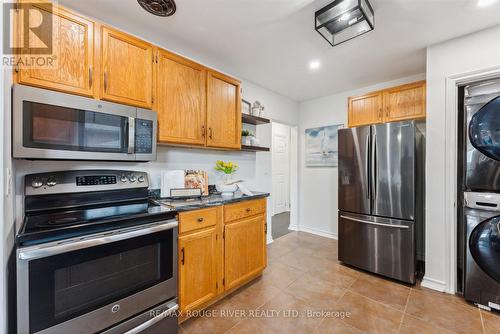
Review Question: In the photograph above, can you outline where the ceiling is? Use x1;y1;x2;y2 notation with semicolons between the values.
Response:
59;0;500;101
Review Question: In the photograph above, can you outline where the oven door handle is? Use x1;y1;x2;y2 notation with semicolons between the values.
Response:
124;301;179;334
18;219;178;260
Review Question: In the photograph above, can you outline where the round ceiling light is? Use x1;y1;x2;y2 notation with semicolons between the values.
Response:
137;0;176;17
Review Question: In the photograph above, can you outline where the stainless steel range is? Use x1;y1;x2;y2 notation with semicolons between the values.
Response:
16;170;179;334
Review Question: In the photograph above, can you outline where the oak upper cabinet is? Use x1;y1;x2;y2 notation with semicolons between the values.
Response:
156;49;207;146
348;92;383;128
101;26;154;108
383;81;426;122
224;199;267;290
206;71;242;149
178;227;218;313
16;2;95;97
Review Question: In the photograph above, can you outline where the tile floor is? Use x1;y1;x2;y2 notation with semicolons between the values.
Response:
180;231;500;334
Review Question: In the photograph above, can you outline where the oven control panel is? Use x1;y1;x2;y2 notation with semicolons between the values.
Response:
25;170;149;196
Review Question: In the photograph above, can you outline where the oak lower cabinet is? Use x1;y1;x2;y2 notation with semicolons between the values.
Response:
206;71;242;150
101;26;154;108
224;215;267;290
15;1;95;97
177;199;267;321
178;227;218;313
156;49;207;146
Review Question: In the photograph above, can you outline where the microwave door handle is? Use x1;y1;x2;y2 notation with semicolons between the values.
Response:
128;117;135;154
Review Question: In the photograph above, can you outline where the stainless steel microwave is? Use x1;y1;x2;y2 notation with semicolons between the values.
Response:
13;85;157;161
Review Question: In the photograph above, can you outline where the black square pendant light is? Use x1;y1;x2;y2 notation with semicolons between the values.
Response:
315;0;374;47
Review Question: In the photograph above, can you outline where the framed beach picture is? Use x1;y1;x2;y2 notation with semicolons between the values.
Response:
305;124;343;167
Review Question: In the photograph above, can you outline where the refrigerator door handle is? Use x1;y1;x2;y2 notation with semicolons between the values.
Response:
365;134;370;199
340;215;410;229
371;133;378;199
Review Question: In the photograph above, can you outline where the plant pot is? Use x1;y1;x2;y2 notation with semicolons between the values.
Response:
241;136;252;145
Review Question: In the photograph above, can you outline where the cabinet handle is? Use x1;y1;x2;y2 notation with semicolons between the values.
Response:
265;223;267;234
208;128;213;139
246;208;251;213
197;217;204;223
104;71;108;92
201;126;206;138
89;68;93;88
181;247;185;265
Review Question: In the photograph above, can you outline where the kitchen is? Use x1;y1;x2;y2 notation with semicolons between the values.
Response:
1;0;500;333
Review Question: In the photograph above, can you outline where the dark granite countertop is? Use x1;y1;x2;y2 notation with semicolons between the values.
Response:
150;191;269;212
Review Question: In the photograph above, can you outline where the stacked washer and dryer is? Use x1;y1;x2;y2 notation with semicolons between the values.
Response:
462;79;500;311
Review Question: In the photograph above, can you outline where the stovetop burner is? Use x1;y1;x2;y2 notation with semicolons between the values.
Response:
18;170;178;246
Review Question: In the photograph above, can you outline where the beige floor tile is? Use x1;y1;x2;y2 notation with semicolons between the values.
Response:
181;298;244;334
339;291;404;334
307;262;358;288
226;278;281;311
267;242;294;260
314;317;364;334
405;289;482;334
278;249;337;272
256;292;323;333
482;310;500;334
225;317;279;334
348;275;410;311
399;314;457;334
287;273;346;309
260;262;304;290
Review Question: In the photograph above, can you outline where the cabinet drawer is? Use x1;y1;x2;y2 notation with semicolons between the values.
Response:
224;199;266;223
179;208;217;234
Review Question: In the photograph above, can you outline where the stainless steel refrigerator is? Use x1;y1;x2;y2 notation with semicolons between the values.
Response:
338;120;424;284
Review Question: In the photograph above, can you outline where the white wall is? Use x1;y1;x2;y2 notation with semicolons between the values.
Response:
424;25;500;293
297;73;425;239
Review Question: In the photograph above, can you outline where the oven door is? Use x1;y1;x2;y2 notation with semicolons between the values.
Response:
17;220;178;334
13;84;138;161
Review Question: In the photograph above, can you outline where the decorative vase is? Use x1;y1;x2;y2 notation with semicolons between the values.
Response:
216;174;238;197
250;137;260;146
241;136;252;145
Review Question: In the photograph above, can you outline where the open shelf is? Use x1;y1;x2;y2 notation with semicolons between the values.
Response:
242;113;270;125
241;145;270;152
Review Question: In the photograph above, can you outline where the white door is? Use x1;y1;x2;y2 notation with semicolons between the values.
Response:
272;122;291;215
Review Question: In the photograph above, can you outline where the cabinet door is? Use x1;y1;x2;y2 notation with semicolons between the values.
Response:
383;81;426;122
157;50;207;145
348;92;383;127
16;2;95;97
101;26;153;108
206;72;241;149
224;215;266;290
178;227;218;313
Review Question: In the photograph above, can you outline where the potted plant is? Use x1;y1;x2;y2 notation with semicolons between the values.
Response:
241;130;254;145
214;160;239;197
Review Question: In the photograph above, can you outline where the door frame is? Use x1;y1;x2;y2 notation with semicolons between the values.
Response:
431;65;500;294
269;121;298;241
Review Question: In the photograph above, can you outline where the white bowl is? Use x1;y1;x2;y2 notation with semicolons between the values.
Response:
216;183;238;197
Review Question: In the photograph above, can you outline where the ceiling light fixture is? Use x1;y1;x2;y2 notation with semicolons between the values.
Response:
137;0;176;17
477;0;496;7
309;61;321;70
315;0;374;47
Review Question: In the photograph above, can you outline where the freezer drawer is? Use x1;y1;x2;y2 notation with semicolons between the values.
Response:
338;212;416;284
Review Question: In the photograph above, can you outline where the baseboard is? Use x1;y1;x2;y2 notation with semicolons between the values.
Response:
288;224;299;231
298;225;338;240
421;276;449;293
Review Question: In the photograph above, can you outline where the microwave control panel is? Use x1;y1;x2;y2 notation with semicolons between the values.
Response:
135;119;153;154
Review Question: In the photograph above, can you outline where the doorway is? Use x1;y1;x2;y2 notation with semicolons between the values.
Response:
272;122;292;240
